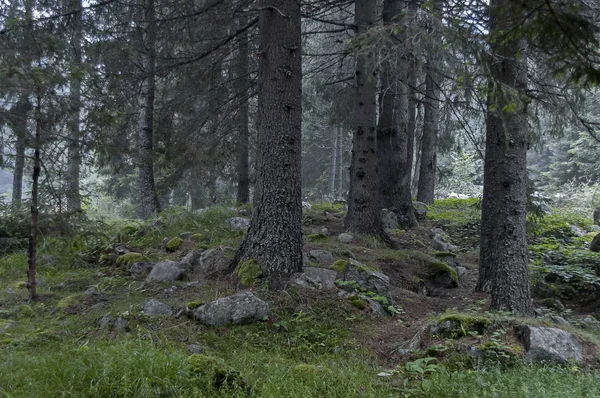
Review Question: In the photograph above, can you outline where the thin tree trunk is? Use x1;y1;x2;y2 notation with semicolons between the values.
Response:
66;0;83;213
476;0;532;316
232;0;303;287
189;167;204;210
9;97;31;205
345;0;391;241
236;15;251;204
377;0;418;228
137;0;160;217
328;127;338;197
337;126;343;198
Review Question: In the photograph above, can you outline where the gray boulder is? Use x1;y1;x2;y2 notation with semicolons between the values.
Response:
226;217;250;231
432;234;458;252
308;250;334;264
193;292;270;326
343;259;391;300
140;299;173;317
594;207;600;226
381;208;399;230
570;225;585;237
293;267;337;290
129;262;154;279
198;248;232;277
519;326;583;363
591;234;600;252
412;201;428;220
145;260;185;283
179;249;205;272
456;266;468;278
338;233;354;244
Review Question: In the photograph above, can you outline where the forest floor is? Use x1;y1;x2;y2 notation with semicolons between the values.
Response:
2;200;600;397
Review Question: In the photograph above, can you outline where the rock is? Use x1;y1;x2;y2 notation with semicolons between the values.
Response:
308;250;334;264
83;286;98;296
114;317;127;331
539;204;551;215
226;217;250;231
302;201;312;209
412;201;428;220
432;234;457;252
129;262;154;279
198;248;232;277
115;244;130;256
364;297;388;317
140;299;173;317
302;253;309;267
434;252;457;268
179;249;205;272
343;259;391;300
145;260;185;283
99;314;112;330
99;315;128;331
338;233;354;244
456;266;468;278
333;199;346;207
594;207;600;226
165;237;183;252
5;287;14;295
590;234;600;252
320;227;329;235
519;326;583;363
193;292;270;326
293;268;337;290
381;209;399;229
549;315;570;326
570;225;586;237
187;344;203;355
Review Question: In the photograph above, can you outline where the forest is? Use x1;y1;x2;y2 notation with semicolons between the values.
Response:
2;0;600;397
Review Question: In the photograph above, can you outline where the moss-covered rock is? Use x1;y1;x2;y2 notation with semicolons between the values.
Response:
187;300;205;310
191;233;205;242
350;297;367;310
431;312;492;338
188;354;250;393
425;261;458;288
99;253;115;265
56;295;80;312
330;259;348;273
166;237;183;252
116;252;149;267
236;259;263;286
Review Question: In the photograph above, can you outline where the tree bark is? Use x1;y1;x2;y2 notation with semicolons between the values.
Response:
236;14;251;204
336;126;343;198
136;0;161;217
376;0;418;228
476;0;533;316
345;0;391;241
66;0;83;213
8;97;31;206
328;127;338;197
232;0;303;287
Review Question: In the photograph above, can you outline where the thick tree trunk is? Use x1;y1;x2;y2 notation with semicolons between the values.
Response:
328;127;338;197
476;0;532;316
66;0;83;213
9;97;31;205
336;126;343;198
236;15;251;204
232;0;303;287
417;65;440;204
376;0;418;228
345;0;391;241
136;0;160;218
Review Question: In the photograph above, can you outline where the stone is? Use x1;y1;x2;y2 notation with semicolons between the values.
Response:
140;299;173;317
570;225;586;237
179;249;205;272
114;317;127;331
198;248;231;277
590;234;600;252
539;204;551;215
381;208;399;230
129;262;154;279
519;326;583;363
225;217;250;231
338;233;354;244
293;267;337;290
99;314;112;330
83;286;98;296
343;259;391;300
594;207;600;226
145;260;185;283
432;234;457;252
549;315;570;326
308;250;334;264
364;297;388;317
187;344;203;355
412;201;428;220
302;201;312;209
456;266;468;278
5;287;14;295
193;292;270;326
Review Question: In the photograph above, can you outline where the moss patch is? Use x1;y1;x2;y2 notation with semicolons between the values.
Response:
350;297;367;310
187;300;205;310
116;252;149;267
425;261;458;286
56;295;80;312
331;259;348;273
437;312;492;337
166;237;183;252
236;259;263;286
306;233;328;243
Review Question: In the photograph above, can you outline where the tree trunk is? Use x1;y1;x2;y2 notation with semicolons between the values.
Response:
9;97;31;206
476;0;532;316
376;0;418;228
345;0;391;241
236;14;251;204
66;0;83;213
232;0;303;287
328;127;338;197
136;0;161;218
336;126;343;198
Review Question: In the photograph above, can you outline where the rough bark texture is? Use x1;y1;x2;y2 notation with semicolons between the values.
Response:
376;0;418;228
236;17;251;204
345;0;390;241
28;88;42;302
336;126;343;197
66;0;83;213
476;0;533;316
417;65;440;204
328;127;338;196
8;97;31;205
137;0;161;217
233;0;303;287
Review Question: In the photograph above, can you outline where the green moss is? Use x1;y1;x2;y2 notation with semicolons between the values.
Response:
331;259;349;273
99;253;114;265
187;300;205;310
116;252;149;267
236;259;263;286
56;295;80;312
14;281;27;289
350;298;367;310
191;233;206;242
291;364;331;382
306;233;328;243
166;237;183;252
433;251;456;258
426;261;458;286
18;305;35;318
438;312;492;337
